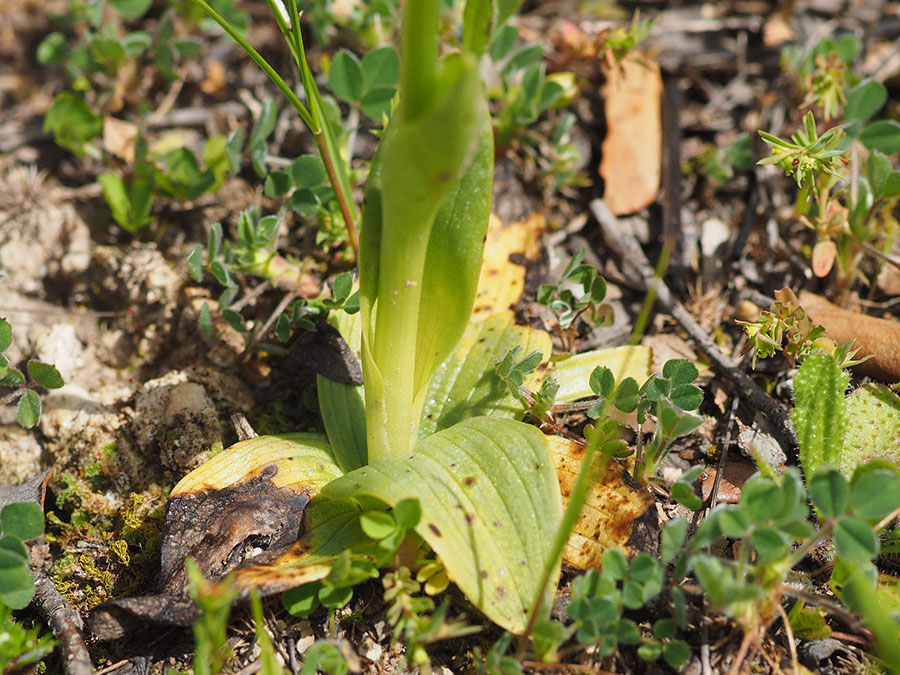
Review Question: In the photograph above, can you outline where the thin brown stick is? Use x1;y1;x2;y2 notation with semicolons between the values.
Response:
590;199;798;450
775;602;799;674
31;572;93;675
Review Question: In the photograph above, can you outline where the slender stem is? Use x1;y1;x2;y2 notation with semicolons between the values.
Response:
517;416;612;658
399;0;439;120
191;0;315;130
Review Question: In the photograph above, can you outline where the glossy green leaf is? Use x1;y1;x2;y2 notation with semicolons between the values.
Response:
321;417;562;633
0;368;25;387
1;502;45;541
359;54;492;460
16;390;41;428
329;50;365;103
844;79;887;122
859;120;900;155
418;311;550;438
27;361;64;390
792;352;848;478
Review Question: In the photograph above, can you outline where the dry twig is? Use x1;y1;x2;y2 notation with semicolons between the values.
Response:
590;199;798;451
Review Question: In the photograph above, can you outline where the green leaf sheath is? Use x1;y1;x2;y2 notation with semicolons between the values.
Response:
360;28;492;460
791;352;848;477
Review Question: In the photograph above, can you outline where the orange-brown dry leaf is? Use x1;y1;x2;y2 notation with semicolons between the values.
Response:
472;212;545;319
599;54;662;215
800;291;900;382
201;60;227;97
548;436;656;569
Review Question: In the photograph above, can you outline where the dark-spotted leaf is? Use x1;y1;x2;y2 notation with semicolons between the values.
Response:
320;416;562;634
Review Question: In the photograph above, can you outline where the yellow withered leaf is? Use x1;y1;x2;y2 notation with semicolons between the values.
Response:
472;212;545;319
548;436;657;570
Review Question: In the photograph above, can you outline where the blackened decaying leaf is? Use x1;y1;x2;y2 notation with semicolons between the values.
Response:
90;464;309;640
0;470;51;511
289;319;363;385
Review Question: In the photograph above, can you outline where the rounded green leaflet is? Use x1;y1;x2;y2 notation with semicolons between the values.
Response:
834;516;879;563
27;361;64;390
809;467;849;519
360;87;397;120
0;318;10;352
319;416;562;634
849;468;900;520
844;79;887;122
0;544;33;596
16;390;41;428
289;155;327;189
859;120;900;156
361;46;400;90
329;50;365;103
1;584;35;610
1;502;44;541
282;582;321;617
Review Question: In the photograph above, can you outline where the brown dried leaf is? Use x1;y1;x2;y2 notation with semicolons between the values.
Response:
800;291;900;381
599;55;662;215
548;436;657;569
102;116;138;164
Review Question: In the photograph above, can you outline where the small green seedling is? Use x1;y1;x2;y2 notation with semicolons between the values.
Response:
0;603;56;673
536;250;614;352
584;359;703;484
762;40;900;295
0;318;65;428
